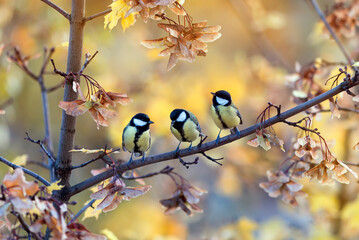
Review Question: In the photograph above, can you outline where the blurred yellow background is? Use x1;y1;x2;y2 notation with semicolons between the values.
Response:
2;0;359;239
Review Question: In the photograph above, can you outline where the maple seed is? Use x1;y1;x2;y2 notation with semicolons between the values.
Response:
142;21;221;71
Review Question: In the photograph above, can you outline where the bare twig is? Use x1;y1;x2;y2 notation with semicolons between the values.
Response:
178;157;199;169
201;152;223;166
7;48;38;80
310;0;357;71
84;9;112;22
317;106;359;114
12;211;41;240
25;132;55;164
9;47;56;181
46;81;65;93
50;59;67;77
40;0;70;20
71;148;120;170
66;77;359;198
0;156;50;186
69;199;96;224
122;166;174;180
79;51;99;74
27;160;49;169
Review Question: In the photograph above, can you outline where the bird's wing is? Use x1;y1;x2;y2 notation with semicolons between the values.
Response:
188;111;202;133
232;104;243;124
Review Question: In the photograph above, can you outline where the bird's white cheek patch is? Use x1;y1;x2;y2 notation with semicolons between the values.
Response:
133;119;147;126
176;111;187;122
216;96;229;106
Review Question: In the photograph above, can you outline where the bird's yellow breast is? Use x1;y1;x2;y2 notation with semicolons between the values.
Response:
211;105;241;129
171;120;200;142
123;126;151;153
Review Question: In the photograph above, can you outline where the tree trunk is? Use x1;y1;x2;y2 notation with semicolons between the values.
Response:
55;0;85;192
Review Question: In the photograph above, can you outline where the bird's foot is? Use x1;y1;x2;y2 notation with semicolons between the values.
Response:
187;142;193;151
127;154;134;167
234;127;240;137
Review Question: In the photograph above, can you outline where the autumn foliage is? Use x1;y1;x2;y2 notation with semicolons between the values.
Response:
2;0;359;239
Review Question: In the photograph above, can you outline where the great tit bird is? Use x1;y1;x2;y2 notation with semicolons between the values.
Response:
170;109;205;153
210;90;243;144
122;113;154;165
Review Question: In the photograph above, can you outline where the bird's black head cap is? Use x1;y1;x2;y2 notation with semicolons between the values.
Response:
170;109;188;121
130;113;154;127
211;90;232;106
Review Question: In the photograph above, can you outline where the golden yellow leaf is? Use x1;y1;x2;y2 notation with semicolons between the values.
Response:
70;148;106;154
12;154;28;166
104;0;137;32
101;229;119;240
82;200;102;221
46;179;64;194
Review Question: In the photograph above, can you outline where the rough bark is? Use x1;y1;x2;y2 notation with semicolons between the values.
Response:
55;0;85;192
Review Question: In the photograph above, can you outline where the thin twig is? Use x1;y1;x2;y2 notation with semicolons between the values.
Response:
318;106;359;114
46;81;65;93
310;0;357;71
122;166;174;180
80;51;99;74
12;211;41;240
69;199;96;224
178;156;199;169
27;160;49;169
0;156;50;186
71;148;120;170
66;77;359;197
7;48;38;80
201;152;223;166
40;0;70;20
84;9;112;22
50;59;67;77
25;132;55;163
40;47;55;77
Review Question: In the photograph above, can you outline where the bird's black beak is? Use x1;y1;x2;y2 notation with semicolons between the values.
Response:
149;121;154;124
211;92;215;96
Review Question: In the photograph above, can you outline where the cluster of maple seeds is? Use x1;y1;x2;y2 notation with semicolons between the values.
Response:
253;61;359;206
104;0;221;71
0;168;106;239
89;165;206;216
324;0;359;38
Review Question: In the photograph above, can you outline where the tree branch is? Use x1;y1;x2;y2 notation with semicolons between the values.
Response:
122;166;174;180
0;156;50;186
8;47;56;181
84;9;111;22
66;77;359;198
40;0;70;20
55;0;86;192
69;199;96;224
25;132;55;164
310;0;357;71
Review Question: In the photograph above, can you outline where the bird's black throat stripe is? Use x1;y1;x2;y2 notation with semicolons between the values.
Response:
134;125;148;153
173;121;186;141
215;106;228;129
